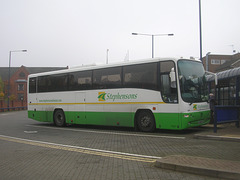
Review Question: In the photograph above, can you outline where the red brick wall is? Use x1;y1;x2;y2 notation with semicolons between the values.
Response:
1;66;29;109
202;54;232;72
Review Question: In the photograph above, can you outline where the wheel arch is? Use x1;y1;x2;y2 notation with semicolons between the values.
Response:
53;107;64;114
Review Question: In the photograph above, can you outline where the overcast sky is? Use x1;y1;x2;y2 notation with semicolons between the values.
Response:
0;0;240;67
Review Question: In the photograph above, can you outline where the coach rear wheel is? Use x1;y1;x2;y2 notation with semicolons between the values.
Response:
137;110;155;132
54;110;66;127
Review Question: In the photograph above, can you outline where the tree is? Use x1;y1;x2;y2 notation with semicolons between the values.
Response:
0;76;4;93
0;92;4;100
0;77;4;108
9;94;16;107
0;77;4;100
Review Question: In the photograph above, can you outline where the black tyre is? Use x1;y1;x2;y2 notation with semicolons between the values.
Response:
137;110;155;132
54;110;66;127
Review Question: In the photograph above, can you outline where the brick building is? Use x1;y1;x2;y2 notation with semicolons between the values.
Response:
202;52;240;73
0;66;67;109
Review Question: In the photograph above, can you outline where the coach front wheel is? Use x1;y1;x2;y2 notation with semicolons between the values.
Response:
137;110;156;132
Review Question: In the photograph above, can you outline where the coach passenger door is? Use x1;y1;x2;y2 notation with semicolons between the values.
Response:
159;61;179;129
75;92;86;124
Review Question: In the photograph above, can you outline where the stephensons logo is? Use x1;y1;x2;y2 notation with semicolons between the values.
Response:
98;92;137;101
193;104;208;111
193;104;197;110
98;92;107;101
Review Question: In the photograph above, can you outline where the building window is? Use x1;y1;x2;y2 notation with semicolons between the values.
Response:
221;60;226;64
18;93;24;101
211;59;220;65
18;84;24;91
19;72;25;78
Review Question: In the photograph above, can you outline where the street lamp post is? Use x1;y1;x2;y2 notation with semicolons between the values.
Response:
132;33;174;58
7;50;27;111
199;0;203;61
106;49;109;64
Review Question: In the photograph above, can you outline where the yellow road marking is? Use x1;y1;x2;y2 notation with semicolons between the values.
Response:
0;135;159;163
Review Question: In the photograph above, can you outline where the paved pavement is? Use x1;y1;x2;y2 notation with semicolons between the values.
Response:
0;110;240;179
194;123;240;142
155;123;240;179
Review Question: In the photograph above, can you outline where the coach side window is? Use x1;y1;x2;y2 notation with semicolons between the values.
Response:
38;74;68;93
123;63;158;90
29;77;37;93
38;76;50;93
69;71;92;90
93;67;122;89
49;74;68;92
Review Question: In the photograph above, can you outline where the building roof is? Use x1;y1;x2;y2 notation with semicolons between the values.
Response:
0;67;19;81
0;66;68;81
24;67;68;75
207;66;240;81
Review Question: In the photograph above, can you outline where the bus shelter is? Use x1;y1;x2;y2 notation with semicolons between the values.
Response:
207;67;240;132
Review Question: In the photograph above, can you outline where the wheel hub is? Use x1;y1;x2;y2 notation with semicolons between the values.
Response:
141;116;150;127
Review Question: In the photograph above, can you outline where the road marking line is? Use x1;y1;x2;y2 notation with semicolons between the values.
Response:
225;134;240;139
0;134;161;163
26;124;185;139
24;131;38;134
0;113;16;116
203;134;240;140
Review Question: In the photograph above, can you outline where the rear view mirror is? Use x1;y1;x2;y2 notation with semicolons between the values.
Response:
169;68;176;88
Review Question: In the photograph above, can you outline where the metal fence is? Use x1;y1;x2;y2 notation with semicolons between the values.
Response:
0;106;27;112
